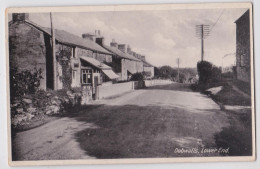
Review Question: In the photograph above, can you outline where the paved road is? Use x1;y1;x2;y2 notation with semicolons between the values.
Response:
13;83;230;160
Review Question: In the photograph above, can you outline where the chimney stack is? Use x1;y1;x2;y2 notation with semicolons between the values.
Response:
95;37;104;46
110;39;118;48
82;33;95;41
12;13;29;22
118;44;127;53
127;45;132;54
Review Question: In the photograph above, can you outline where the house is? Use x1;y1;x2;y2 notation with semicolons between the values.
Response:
9;13;118;95
126;46;155;78
143;61;155;78
83;34;144;81
235;10;251;83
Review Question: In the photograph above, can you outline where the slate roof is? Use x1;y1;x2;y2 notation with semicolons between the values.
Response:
24;20;112;55
79;56;111;70
102;45;141;62
143;60;154;67
80;56;119;79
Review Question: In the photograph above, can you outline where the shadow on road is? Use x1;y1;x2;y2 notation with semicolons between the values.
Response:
61;103;251;159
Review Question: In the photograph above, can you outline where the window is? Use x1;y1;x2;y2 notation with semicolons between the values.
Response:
74;63;79;68
82;69;92;84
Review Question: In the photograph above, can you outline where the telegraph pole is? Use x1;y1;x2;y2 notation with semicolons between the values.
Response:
201;25;204;61
176;58;180;82
50;12;57;90
196;24;210;61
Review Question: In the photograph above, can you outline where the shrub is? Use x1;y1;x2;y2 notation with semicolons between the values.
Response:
130;72;144;81
10;67;43;101
197;61;221;85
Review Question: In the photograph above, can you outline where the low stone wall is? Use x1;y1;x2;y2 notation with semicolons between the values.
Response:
144;79;173;87
11;89;82;128
97;81;134;99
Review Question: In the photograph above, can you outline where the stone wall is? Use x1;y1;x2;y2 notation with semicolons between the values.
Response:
236;66;250;82
144;79;173;87
9;22;48;90
11;89;82;129
56;43;73;89
97;82;134;99
236;10;250;83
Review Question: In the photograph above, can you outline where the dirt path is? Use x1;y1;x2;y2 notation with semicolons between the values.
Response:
12;117;97;161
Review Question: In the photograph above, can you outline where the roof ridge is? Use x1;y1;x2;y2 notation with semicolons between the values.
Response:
103;45;142;62
23;20;112;55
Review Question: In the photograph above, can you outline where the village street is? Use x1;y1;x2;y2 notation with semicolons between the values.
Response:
13;83;231;160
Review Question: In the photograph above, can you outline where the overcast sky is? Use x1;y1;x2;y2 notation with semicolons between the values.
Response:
13;8;248;68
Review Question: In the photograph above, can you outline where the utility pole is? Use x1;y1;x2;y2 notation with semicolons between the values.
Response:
50;12;57;90
196;24;210;61
176;58;180;83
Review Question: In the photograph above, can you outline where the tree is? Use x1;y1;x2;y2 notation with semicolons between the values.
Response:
197;61;221;85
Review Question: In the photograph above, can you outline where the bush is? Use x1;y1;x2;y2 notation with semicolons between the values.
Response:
10;67;43;101
130;72;144;81
197;61;221;85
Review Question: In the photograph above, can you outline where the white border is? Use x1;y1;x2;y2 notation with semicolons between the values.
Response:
1;1;259;169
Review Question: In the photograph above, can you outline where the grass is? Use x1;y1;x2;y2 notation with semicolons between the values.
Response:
214;109;252;156
192;81;251;106
211;84;251;106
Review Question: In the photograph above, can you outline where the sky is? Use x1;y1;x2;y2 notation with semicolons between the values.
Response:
10;8;248;68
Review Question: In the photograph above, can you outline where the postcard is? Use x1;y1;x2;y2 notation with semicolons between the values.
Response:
6;2;255;166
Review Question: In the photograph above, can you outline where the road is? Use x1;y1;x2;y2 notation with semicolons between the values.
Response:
13;83;230;160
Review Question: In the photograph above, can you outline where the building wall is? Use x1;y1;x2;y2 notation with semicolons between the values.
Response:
136;61;144;73
9;21;48;90
144;66;154;78
9;20;113;91
236;10;250;83
55;43;73;90
121;59;144;81
71;58;81;87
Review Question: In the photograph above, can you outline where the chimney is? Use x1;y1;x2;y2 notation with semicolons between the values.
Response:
110;39;118;48
12;13;29;22
132;52;137;57
141;55;146;61
127;45;132;54
118;44;127;53
82;33;95;41
95;37;104;46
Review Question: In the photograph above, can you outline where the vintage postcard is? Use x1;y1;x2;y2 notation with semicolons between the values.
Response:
6;2;255;166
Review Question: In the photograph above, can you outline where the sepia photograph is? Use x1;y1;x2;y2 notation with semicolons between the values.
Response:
6;2;255;166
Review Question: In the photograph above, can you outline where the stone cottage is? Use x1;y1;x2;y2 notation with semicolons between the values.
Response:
82;33;144;81
9;13;118;93
235;10;251;83
126;45;155;78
